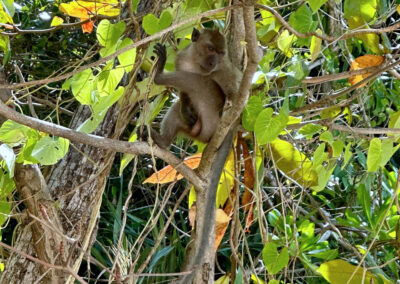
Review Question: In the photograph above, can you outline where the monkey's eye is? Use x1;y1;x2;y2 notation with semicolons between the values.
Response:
208;46;215;52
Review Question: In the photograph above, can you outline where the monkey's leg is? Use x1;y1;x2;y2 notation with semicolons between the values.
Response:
180;92;201;136
159;102;190;146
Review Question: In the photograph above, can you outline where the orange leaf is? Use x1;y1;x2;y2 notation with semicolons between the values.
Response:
81;19;93;33
215;209;231;251
349;55;384;88
59;1;120;19
143;153;202;184
239;137;255;212
244;203;254;233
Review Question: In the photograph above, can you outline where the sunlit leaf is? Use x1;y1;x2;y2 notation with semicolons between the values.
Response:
262;242;289;275
50;16;64;27
310;29;322;62
367;138;382;172
267;139;318;187
142;10;172;35
348;55;384;87
143;153;202;184
318;259;392;284
31;137;70;166
59;1;120;18
308;0;328;13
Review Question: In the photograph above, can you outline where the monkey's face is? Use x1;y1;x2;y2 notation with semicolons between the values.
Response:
192;29;226;74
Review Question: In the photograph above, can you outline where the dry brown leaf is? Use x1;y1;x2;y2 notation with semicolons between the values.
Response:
188;204;196;228
143;153;202;184
349;55;384;88
215;209;231;251
244;203;254;233
240;137;255;212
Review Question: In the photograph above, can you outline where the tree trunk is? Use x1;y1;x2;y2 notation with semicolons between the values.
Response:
0;2;153;282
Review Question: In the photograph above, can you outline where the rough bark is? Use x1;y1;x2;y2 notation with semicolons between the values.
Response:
0;1;153;282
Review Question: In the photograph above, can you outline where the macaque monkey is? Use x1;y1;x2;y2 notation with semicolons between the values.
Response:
141;29;244;283
141;28;241;148
176;28;242;100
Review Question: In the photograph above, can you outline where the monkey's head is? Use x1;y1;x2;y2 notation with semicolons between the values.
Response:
191;28;226;74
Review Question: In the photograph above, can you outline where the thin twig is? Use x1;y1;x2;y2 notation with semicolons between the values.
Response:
0;241;87;284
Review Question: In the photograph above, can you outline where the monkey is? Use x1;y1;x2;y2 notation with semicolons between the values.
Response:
141;28;242;149
176;28;242;101
140;28;243;284
142;43;225;149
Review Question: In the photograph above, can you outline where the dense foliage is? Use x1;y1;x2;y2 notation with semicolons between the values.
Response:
0;0;399;283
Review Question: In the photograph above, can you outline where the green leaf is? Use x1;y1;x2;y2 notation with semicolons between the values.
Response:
267;139;318;187
0;120;30;146
299;124;322;138
0;199;10;227
117;38;136;72
16;129;40;164
0;170;14;197
0;34;9;53
357;184;372;224
142;11;172;35
0;144;14;177
312;160;336;191
342;143;353;169
312;143;328;169
242;96;264;131
367;138;382;172
320;131;333;144
308;0;328;12
276;30;295;58
380;140;400;167
97;20;126;57
97;66;124;95
262;242;289;275
31;137;70;166
131;0;139;13
318;259;392;284
78;87;124;134
255;109;288;144
332;140;343;158
70;69;95;105
288;4;317;33
344;0;379;53
309;249;338;260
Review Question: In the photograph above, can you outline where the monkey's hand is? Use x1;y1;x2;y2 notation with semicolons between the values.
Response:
223;99;233;113
153;43;167;74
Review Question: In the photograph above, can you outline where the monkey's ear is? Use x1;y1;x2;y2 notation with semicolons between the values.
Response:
192;28;200;42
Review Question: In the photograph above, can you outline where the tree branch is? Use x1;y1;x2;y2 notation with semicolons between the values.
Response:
0;5;241;90
256;4;400;42
0;100;205;189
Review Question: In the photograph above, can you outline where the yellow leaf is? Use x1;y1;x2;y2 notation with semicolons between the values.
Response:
251;274;265;284
267;139;318;187
216;149;235;208
143;153;202;184
50;16;64;27
310;29;322;62
349;55;384;88
318;259;392;284
59;1;120;18
214;274;230;284
397;5;400;14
